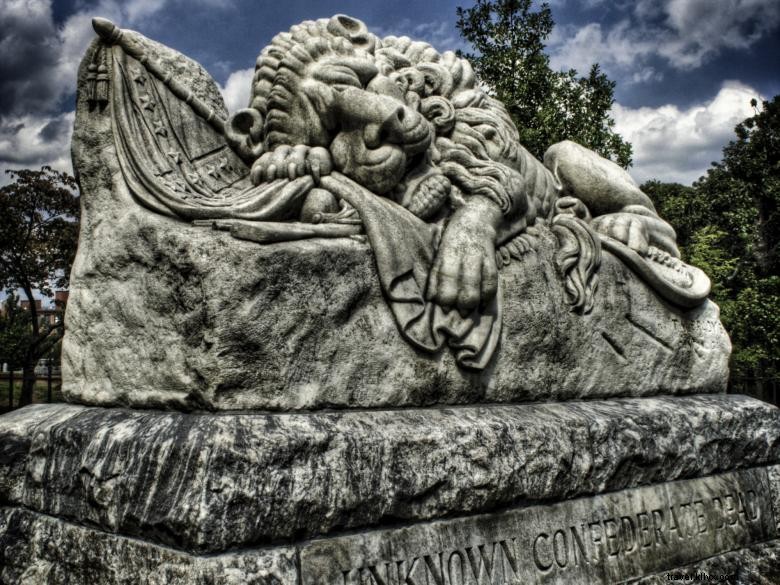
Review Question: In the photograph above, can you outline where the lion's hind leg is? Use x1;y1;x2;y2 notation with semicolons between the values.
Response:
543;140;680;258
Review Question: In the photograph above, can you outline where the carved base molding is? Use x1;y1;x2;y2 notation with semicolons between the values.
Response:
62;197;731;411
1;396;779;583
2;470;779;584
303;467;779;584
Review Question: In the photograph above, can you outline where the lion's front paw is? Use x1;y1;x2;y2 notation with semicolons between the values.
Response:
591;212;650;255
250;145;333;185
426;198;501;315
591;211;681;258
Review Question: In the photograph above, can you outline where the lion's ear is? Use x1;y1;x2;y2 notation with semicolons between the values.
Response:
327;15;376;52
421;97;455;134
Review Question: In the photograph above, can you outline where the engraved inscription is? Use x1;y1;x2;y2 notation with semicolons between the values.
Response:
338;542;521;585
530;488;762;579
300;469;775;585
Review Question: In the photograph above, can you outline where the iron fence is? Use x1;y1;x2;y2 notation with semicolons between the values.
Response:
0;364;62;414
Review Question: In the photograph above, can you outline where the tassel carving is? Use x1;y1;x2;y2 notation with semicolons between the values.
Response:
87;44;108;109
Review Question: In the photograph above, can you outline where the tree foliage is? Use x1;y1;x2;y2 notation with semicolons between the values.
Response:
456;0;632;167
0;166;79;406
0;292;31;370
643;96;780;377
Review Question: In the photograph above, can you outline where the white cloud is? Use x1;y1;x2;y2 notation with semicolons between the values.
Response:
550;20;657;77
370;18;466;54
0;111;74;184
662;0;780;68
550;0;780;81
409;20;465;54
614;81;762;184
219;68;254;114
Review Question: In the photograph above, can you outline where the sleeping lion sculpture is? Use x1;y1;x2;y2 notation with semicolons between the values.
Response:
87;14;710;369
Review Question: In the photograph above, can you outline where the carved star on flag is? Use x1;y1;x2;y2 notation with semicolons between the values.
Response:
218;156;232;172
153;120;168;137
162;176;189;193
139;94;156;111
173;179;189;192
131;66;146;85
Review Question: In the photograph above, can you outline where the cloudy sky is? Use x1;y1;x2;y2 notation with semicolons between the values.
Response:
1;0;779;187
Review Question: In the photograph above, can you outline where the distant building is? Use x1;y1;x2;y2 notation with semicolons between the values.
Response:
2;291;69;325
54;291;69;306
19;299;42;312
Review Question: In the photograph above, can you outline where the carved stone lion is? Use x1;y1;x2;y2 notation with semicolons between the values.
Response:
224;15;701;315
84;14;713;373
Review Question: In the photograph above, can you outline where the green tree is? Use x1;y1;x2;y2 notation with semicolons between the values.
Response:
0;167;79;406
643;96;780;378
719;97;779;275
0;292;30;371
456;0;632;167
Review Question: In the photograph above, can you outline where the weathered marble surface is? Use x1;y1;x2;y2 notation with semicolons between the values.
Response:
0;508;296;585
2;471;779;585
1;396;777;554
635;541;780;584
63;163;730;410
63;23;731;411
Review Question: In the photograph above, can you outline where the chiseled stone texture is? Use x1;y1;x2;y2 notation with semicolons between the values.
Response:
66;51;729;411
1;395;777;554
769;465;780;534
0;508;296;585
65;23;729;411
62;162;730;411
2;489;780;585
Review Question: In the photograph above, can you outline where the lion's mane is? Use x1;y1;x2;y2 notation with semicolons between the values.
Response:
245;15;556;227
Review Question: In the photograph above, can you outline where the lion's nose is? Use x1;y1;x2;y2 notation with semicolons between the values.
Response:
379;106;408;143
363;106;411;148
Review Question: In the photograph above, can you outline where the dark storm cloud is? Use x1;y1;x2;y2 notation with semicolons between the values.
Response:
0;111;74;181
39;115;70;142
0;0;236;174
0;0;63;118
662;0;780;68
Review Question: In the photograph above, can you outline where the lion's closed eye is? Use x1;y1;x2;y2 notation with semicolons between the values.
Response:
312;65;364;89
476;125;497;141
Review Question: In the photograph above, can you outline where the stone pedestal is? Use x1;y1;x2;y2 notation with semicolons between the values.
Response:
2;395;780;583
15;13;773;585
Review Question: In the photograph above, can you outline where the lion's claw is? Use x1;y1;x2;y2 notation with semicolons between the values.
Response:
251;145;333;185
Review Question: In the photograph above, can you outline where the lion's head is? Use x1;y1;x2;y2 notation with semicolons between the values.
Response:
226;14;530;218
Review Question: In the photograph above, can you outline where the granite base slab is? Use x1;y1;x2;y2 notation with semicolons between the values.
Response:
1;395;779;557
2;465;780;584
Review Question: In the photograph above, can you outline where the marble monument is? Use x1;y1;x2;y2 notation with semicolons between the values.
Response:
1;15;778;584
